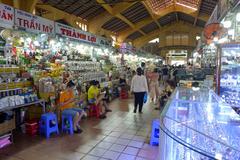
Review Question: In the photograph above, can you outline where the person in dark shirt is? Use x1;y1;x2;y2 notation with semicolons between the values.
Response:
141;62;146;75
162;66;169;85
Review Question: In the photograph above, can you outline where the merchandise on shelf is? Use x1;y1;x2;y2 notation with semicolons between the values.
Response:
201;45;217;67
0;64;32;90
65;61;101;72
219;44;240;113
0;88;38;110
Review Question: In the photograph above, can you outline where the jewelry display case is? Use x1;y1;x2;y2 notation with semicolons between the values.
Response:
159;87;240;160
218;44;240;113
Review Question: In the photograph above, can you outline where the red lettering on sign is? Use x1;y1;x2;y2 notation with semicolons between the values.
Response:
17;17;23;26
91;37;96;43
29;20;35;29
43;25;52;33
49;26;53;33
1;10;13;21
59;25;96;43
67;30;71;36
60;28;67;35
23;19;29;28
72;30;77;38
7;13;13;21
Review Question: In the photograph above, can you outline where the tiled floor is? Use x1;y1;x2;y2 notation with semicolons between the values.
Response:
0;98;161;160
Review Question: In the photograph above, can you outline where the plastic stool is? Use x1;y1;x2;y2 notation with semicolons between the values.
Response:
62;113;74;135
39;113;59;138
89;104;100;118
120;89;128;99
150;119;160;146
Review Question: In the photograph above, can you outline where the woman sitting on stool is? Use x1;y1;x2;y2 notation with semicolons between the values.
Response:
88;80;112;119
60;81;85;134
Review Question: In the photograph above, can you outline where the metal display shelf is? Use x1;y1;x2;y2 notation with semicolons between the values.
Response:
0;99;46;113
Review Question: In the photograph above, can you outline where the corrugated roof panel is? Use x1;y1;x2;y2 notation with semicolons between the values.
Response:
141;22;159;34
199;0;218;15
45;0;105;20
178;12;195;24
127;31;143;40
158;12;176;26
121;2;150;23
102;17;130;32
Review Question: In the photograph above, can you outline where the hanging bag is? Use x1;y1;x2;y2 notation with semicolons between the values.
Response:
143;92;148;103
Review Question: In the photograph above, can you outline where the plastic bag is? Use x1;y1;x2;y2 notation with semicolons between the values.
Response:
143;93;148;103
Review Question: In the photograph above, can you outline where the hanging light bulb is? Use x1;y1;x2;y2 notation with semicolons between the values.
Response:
222;20;232;28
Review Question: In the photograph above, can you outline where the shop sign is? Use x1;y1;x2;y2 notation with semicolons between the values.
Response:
55;22;97;44
97;37;112;46
0;3;14;28
15;9;54;34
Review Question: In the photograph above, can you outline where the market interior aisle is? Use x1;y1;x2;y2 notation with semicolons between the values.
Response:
0;98;160;160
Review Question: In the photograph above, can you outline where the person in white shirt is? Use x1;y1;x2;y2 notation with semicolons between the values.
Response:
131;67;148;113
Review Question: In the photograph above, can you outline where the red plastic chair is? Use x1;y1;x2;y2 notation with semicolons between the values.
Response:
88;104;101;118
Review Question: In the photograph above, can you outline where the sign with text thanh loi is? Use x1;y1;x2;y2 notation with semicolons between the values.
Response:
0;3;14;28
55;22;97;44
15;9;54;34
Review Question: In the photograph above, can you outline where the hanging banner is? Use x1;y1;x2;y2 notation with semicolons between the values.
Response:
55;22;97;44
15;9;54;34
0;3;14;28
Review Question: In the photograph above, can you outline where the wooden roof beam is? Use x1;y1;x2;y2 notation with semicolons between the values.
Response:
96;0;146;36
141;1;161;28
194;0;203;26
133;21;203;48
118;4;209;42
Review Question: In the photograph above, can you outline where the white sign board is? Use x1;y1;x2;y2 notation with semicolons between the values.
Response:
55;22;97;44
15;9;54;34
0;3;14;28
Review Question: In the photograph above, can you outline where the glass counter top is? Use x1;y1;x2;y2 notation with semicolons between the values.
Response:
160;87;240;160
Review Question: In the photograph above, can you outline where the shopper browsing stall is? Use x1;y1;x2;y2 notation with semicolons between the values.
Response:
131;68;148;113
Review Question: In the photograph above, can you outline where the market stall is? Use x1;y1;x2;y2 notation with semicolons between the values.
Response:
0;4;122;148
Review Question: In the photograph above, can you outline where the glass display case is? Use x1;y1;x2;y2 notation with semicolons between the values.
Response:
159;87;240;160
218;44;240;112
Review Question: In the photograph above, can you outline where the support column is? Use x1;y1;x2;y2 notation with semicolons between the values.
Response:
19;0;38;13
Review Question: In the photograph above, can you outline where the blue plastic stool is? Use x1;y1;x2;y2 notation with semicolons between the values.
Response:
62;113;74;135
150;119;160;146
39;113;59;138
